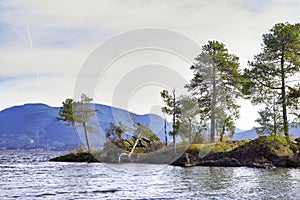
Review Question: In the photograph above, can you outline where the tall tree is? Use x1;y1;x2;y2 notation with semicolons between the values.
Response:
186;41;241;142
161;88;181;153
255;104;283;136
251;88;283;136
178;96;198;143
58;94;99;152
217;112;235;142
164;118;168;145
246;22;300;143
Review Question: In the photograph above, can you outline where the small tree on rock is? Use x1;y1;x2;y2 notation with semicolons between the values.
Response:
161;88;181;153
58;94;99;152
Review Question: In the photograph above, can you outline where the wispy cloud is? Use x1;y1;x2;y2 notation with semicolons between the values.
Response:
0;0;299;129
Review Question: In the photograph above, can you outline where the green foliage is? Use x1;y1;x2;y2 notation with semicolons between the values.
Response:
187;143;203;152
105;122;127;142
58;94;98;126
57;98;75;125
186;40;241;142
288;84;300;123
178;96;199;143
102;121;162;162
57;94;99;152
186;140;250;153
133;123;160;141
50;152;99;162
246;22;300;142
257;135;289;148
255;104;283;136
191;133;206;144
72;94;98;124
161;88;181;152
219;116;235;142
161;89;181;136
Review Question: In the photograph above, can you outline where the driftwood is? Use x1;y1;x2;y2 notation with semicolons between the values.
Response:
118;134;142;163
117;133;158;163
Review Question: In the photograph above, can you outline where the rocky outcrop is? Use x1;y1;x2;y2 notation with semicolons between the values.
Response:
50;136;300;169
50;152;99;162
171;137;300;168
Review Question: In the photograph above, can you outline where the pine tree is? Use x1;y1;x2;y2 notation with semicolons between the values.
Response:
161;88;181;153
178;96;198;143
58;94;99;152
186;41;241;142
246;22;300;143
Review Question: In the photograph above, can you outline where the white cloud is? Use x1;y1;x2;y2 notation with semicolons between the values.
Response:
0;0;299;129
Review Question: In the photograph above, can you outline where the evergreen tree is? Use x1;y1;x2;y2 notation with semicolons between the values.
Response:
246;22;300;143
252;89;283;136
161;88;181;153
58;94;99;152
255;105;283;136
288;84;300;122
178;96;198;143
218;114;235;142
186;41;241;142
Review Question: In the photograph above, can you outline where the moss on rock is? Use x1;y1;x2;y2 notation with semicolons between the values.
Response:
50;152;100;162
50;136;300;168
172;136;300;168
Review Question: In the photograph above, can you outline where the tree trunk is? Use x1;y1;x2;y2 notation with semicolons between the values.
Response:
164;118;168;146
172;89;176;154
173;134;176;153
281;53;290;143
220;124;225;142
188;118;193;143
83;122;91;153
210;63;216;143
273;100;277;136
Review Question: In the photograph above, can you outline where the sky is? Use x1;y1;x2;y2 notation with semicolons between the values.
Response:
0;0;299;130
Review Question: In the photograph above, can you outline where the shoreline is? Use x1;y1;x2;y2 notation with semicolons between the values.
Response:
50;136;300;169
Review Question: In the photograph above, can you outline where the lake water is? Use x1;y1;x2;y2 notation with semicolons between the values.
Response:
0;151;300;200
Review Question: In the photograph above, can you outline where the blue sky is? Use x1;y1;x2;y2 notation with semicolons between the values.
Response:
0;0;299;129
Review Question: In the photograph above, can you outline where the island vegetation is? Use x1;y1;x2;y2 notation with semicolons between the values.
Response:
51;22;300;168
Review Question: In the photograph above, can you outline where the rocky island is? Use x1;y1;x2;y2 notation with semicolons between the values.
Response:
50;136;300;169
51;21;300;171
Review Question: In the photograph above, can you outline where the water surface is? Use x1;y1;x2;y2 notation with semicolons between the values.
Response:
0;151;299;199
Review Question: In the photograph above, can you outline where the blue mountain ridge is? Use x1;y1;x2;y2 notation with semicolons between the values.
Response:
1;103;299;150
0;103;173;150
232;127;300;140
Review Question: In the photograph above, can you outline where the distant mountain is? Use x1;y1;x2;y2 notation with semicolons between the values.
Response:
232;129;258;140
233;126;300;140
0;103;172;150
235;127;246;134
2;103;299;150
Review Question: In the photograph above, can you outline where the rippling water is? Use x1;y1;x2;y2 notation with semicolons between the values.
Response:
0;151;300;199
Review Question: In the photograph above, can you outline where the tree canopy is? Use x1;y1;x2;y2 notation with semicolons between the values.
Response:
58;94;99;152
161;88;181;152
245;22;300;142
186;40;242;142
